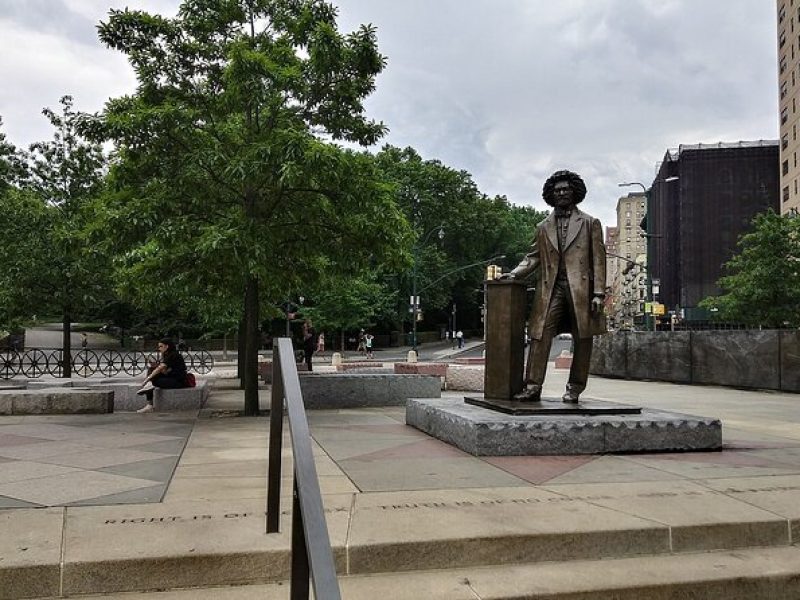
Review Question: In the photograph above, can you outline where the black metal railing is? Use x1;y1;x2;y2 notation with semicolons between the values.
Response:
266;338;341;600
0;348;214;380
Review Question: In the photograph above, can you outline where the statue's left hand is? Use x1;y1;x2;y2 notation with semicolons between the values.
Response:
591;295;604;314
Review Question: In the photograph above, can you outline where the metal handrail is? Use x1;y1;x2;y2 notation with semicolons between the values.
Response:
266;338;341;600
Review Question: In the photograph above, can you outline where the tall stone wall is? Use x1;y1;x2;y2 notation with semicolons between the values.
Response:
591;330;800;393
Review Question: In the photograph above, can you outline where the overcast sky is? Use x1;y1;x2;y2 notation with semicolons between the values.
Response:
0;0;779;226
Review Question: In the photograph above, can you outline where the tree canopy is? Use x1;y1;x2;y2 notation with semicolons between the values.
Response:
700;209;800;328
90;0;409;412
0;97;109;374
375;145;547;332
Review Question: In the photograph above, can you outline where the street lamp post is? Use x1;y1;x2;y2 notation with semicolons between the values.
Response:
411;225;445;352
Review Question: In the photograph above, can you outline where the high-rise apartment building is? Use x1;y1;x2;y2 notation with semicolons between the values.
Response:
609;193;647;329
778;1;800;215
604;226;619;321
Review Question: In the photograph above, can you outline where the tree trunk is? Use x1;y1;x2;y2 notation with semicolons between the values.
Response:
243;275;260;416
340;329;345;354
62;312;72;378
237;318;245;389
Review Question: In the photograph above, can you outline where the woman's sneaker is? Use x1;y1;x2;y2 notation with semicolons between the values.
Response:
136;404;154;413
136;382;155;395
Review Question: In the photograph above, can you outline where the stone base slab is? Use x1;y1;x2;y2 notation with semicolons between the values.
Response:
464;396;641;416
394;362;448;378
445;364;483;392
554;353;573;369
0;388;114;415
299;374;441;409
407;397;722;456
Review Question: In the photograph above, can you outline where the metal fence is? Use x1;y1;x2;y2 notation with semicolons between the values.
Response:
0;349;214;380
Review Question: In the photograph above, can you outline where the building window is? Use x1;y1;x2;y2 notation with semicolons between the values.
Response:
784;186;791;202
781;55;788;73
783;133;790;149
782;81;789;99
794;123;797;140
783;107;789;124
780;5;786;22
783;160;790;175
781;30;787;48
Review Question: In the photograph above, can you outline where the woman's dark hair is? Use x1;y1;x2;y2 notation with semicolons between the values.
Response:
159;338;177;353
542;170;587;206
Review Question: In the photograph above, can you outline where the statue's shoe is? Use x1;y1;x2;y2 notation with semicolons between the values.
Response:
513;387;542;402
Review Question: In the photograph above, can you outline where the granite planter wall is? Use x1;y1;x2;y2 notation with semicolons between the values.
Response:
780;331;800;392
691;330;779;389
626;331;691;384
591;330;797;393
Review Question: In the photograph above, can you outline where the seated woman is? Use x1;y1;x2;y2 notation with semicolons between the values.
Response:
136;338;188;413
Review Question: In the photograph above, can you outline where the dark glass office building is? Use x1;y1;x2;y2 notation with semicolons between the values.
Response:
649;141;779;320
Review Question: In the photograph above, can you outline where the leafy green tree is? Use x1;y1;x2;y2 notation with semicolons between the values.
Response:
375;146;546;334
0;117;22;191
0;98;108;374
91;0;408;413
302;270;395;351
700;209;800;328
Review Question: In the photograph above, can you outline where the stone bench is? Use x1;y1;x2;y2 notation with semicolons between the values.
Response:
336;361;385;371
453;357;485;365
554;351;574;369
0;388;114;415
259;360;308;383
298;373;441;409
446;364;484;392
394;362;448;390
394;362;448;378
18;377;210;412
84;380;210;412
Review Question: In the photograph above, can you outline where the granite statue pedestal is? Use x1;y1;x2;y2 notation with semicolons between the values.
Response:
406;396;722;456
484;279;527;400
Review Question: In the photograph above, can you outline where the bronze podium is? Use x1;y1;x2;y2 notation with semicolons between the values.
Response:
483;279;527;400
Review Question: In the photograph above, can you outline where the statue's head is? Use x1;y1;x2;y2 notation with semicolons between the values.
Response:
542;170;586;207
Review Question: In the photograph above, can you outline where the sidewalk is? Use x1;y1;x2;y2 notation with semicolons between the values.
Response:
3;366;800;597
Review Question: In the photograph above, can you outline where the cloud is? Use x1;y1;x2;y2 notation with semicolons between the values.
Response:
0;0;779;229
335;0;778;226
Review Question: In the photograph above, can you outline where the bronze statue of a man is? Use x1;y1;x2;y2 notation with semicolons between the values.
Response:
503;170;607;403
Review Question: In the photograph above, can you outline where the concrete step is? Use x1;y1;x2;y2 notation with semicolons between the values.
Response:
60;546;800;599
3;482;796;598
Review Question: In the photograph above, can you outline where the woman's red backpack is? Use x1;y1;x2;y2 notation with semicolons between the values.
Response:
185;373;197;387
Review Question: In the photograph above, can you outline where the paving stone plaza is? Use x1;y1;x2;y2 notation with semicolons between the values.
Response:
3;353;800;598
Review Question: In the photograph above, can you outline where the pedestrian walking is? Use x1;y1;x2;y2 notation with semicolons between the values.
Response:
303;320;316;372
456;330;464;349
365;332;374;359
